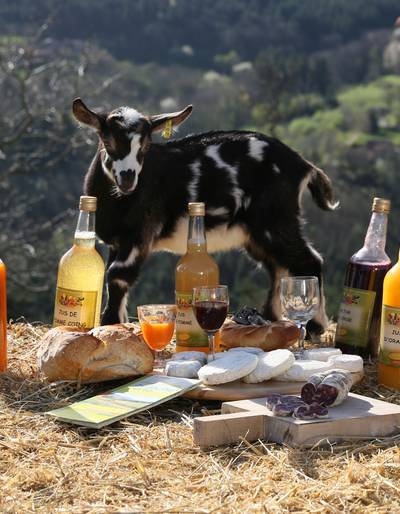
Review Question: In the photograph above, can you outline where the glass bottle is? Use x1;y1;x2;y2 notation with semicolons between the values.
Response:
378;247;400;390
0;258;7;372
175;203;219;352
53;196;105;329
335;198;391;358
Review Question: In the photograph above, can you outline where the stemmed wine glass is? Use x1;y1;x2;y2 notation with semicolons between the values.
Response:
192;285;229;360
280;276;319;358
137;304;177;371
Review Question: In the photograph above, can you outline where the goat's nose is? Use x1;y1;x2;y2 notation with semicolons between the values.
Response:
118;169;136;192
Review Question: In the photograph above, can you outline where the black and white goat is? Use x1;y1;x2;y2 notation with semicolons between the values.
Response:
72;98;337;335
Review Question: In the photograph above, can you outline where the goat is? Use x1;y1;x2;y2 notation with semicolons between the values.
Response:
72;98;337;335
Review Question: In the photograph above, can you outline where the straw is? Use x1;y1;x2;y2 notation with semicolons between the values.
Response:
1;321;400;513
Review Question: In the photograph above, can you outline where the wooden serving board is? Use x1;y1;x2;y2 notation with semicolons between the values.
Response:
185;371;363;401
193;393;400;448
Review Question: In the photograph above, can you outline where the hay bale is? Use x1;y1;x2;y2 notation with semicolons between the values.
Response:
1;321;400;513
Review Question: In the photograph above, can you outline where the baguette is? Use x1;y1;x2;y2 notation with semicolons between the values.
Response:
220;319;300;351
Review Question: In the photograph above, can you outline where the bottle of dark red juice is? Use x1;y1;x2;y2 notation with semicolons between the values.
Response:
335;198;391;358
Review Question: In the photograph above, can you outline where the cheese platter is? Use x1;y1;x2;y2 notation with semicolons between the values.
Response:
184;371;364;401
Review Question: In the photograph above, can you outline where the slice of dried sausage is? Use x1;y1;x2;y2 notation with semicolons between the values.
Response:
300;382;317;405
293;402;329;419
271;396;306;416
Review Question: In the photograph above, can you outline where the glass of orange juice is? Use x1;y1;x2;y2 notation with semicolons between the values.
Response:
137;304;177;371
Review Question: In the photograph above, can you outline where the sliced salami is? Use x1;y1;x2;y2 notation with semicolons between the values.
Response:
270;396;306;416
293;402;329;419
265;393;283;410
300;369;353;407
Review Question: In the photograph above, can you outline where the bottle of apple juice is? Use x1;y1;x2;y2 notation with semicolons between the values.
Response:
175;203;219;353
53;196;105;329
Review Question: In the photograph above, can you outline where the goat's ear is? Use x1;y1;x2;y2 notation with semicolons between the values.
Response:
149;105;193;133
72;98;102;131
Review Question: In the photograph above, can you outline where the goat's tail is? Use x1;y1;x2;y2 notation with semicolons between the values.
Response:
306;161;339;211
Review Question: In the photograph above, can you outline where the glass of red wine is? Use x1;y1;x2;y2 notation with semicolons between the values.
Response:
192;285;229;360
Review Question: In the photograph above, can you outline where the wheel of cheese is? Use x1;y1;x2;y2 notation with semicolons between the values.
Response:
328;354;363;373
275;360;332;382
243;349;295;383
165;360;202;378
198;352;258;385
228;347;265;355
171;351;207;365
207;352;229;363
303;347;342;362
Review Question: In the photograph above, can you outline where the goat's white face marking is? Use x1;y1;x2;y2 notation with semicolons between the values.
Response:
272;163;281;174
109;107;142;127
248;137;268;162
105;134;143;194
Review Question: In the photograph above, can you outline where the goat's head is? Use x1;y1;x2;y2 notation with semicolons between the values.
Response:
72;98;193;195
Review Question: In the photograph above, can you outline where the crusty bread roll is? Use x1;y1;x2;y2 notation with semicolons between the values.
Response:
220;319;300;351
38;323;154;384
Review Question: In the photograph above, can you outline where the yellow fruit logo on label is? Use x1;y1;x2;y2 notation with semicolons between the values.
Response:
54;287;97;329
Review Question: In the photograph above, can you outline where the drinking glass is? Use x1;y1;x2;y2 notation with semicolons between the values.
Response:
137;304;177;370
280;276;319;357
192;285;229;360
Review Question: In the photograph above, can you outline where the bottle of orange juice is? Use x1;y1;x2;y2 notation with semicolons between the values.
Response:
175;203;219;352
0;258;7;372
378;248;400;389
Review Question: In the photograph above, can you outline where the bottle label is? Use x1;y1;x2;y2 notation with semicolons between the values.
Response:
379;305;400;368
335;287;376;348
175;291;208;348
54;287;98;329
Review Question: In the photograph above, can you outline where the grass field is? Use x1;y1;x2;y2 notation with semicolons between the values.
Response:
1;322;400;513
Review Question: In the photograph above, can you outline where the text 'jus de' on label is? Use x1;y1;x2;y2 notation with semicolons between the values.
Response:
380;305;400;368
54;287;97;329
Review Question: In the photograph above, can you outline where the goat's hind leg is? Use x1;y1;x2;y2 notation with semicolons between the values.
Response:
102;243;146;325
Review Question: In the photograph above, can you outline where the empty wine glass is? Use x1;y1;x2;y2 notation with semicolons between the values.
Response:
192;285;229;360
280;276;319;357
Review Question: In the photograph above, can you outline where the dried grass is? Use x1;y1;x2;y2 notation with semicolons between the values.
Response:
1;321;400;513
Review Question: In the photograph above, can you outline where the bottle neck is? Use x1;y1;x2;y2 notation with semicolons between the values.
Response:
353;211;390;263
74;210;96;248
187;214;207;253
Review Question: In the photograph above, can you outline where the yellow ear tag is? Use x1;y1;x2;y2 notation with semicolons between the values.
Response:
162;119;173;139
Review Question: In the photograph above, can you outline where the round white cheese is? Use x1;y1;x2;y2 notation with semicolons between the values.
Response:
198;352;259;385
171;351;207;365
228;347;265;355
165;360;202;378
303;347;342;362
328;354;364;373
275;360;332;382
243;349;295;383
207;352;229;363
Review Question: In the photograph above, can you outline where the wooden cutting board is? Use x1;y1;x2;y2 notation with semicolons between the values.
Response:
185;371;363;401
193;393;400;448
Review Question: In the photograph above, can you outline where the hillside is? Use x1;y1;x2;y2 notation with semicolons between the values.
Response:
1;4;400;322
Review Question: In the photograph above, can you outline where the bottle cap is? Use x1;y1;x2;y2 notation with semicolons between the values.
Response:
372;197;390;214
79;196;97;212
188;202;205;216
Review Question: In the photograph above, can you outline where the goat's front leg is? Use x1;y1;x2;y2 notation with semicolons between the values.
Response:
102;243;147;325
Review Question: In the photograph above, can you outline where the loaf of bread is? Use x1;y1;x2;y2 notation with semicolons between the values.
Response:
38;323;154;384
220;319;300;351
